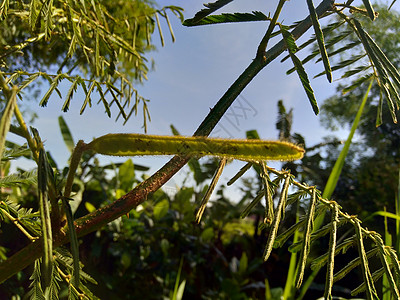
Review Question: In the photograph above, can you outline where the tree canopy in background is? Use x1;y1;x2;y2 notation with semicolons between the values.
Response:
317;5;400;215
0;0;183;127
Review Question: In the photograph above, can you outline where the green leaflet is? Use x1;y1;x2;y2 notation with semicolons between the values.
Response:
86;134;305;161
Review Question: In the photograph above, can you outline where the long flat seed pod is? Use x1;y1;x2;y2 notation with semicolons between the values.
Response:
263;175;290;261
354;221;379;300
324;203;339;300
195;159;226;223
86;134;304;161
296;188;317;288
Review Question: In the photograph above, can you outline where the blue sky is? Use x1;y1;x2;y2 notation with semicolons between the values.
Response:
11;1;396;196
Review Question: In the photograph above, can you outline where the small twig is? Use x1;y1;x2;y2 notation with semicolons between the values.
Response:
0;207;38;241
257;0;286;57
56;265;86;299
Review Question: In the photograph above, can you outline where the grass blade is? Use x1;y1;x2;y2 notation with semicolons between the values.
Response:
322;80;373;199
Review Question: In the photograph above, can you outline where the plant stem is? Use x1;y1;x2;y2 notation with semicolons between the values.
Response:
0;0;335;284
0;207;38;241
257;0;287;57
13;104;39;162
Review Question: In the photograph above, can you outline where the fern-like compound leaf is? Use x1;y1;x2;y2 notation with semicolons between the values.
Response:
261;162;274;225
183;0;234;25
374;235;400;297
183;11;270;27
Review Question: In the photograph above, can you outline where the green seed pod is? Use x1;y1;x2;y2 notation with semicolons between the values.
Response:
86;133;305;161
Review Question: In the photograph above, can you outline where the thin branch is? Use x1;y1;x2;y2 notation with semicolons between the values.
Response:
0;207;38;241
256;0;287;57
